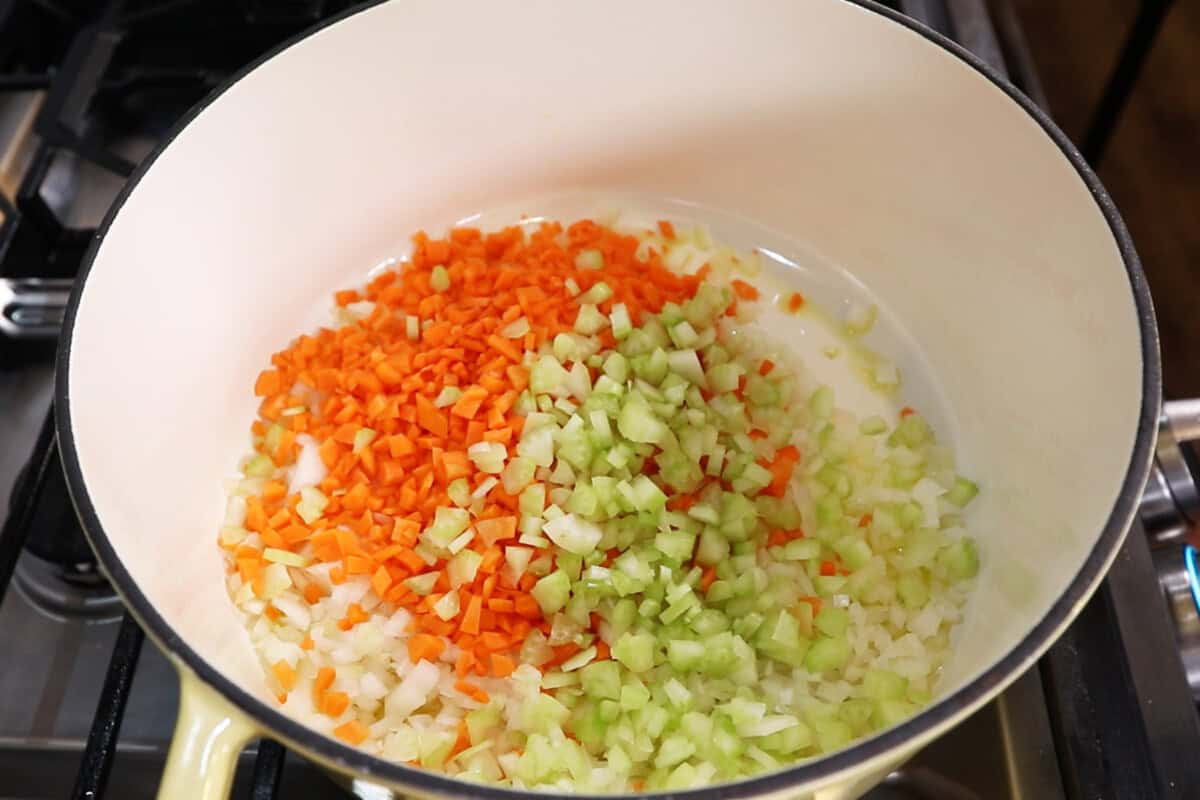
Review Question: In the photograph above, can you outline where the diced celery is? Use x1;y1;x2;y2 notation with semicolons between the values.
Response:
599;354;628;386
519;483;546;516
419;730;455;769
805;636;850;673
575;249;604;270
655;531;695;563
580;660;621;700
574;303;608;335
404;572;438;596
352;427;377;454
897;571;929;608
813;575;847;595
859;415;888;435
695;529;730;566
262;548;306;567
654;735;695;769
517;424;555;467
557;553;583;582
500;456;535;495
782;538;820;561
667;639;706;671
813;716;854;752
530;355;570;397
619;681;651;711
243;454;275;478
580;281;613;305
862;668;909;701
447;549;483;587
610;303;633;339
617;394;668;444
873;699;918;729
686;503;719;525
295;486;327;525
706;362;743;394
814;606;849;637
543;514;603;556
834;537;873;570
467;441;506;474
531;570;571;615
946;475;980;508
500;316;530;339
613;632;656;673
663;677;692;709
424;506;471;548
430;265;451;292
754;610;809;667
433;590;460;620
809;386;835;419
889;414;933;448
939;537;980;579
561;646;597;672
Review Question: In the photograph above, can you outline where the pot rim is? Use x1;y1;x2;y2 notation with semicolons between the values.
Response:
54;0;1162;796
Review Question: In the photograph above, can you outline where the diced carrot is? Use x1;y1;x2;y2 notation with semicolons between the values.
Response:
321;691;350;717
490;653;516;678
454;679;489;704
262;480;287;503
371;565;392;597
514;595;541;619
303;583;325;605
415;394;448;437
333;719;368;745
271;660;297;692
731;279;759;301
475;516;516;546
666;493;698;512
450;385;488;419
452;719;471;756
230;219;714;656
254;370;283;397
345;555;375;575
460;593;484;636
315;666;336;694
407;633;447;664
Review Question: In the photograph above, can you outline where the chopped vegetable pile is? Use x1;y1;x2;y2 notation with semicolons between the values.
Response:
219;218;980;792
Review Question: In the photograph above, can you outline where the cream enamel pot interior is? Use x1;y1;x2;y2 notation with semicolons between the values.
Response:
56;1;1159;798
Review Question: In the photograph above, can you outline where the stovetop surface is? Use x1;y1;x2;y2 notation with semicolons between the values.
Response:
2;2;1199;799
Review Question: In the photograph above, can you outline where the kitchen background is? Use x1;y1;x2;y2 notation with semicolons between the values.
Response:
1014;0;1197;399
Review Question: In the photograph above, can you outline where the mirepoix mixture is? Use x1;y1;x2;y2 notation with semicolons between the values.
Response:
218;218;980;792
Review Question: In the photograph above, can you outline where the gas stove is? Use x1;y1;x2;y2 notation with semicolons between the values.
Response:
1;2;1198;799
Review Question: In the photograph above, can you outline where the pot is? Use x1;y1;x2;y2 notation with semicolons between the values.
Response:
56;1;1159;797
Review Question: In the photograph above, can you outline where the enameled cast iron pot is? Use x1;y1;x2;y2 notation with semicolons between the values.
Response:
56;1;1160;797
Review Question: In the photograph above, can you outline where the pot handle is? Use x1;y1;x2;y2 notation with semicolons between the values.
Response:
158;666;260;800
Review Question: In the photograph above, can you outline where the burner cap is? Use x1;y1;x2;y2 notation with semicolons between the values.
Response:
13;554;122;621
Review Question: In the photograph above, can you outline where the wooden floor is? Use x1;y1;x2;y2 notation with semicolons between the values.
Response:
1011;0;1200;399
